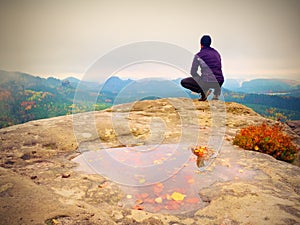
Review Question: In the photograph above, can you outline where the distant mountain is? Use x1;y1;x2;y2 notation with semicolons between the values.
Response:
100;76;134;94
63;77;103;93
97;76;300;120
97;77;191;104
240;79;293;93
0;70;62;91
287;86;300;97
63;77;80;84
224;78;300;96
111;78;190;104
223;79;242;91
172;78;182;85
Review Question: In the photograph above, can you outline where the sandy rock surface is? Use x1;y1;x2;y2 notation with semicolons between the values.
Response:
0;98;299;225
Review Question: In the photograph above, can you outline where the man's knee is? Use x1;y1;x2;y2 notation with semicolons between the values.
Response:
181;78;188;88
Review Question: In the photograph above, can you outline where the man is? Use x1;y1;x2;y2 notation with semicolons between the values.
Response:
181;35;224;101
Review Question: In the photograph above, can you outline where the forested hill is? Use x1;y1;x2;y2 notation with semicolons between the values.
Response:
0;70;109;128
222;89;300;120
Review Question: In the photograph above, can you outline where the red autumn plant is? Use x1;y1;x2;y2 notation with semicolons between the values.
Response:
233;123;299;162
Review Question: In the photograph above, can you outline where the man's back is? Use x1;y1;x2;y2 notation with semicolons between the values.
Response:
196;46;223;83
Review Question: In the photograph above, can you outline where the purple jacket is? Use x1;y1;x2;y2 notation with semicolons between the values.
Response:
190;46;224;83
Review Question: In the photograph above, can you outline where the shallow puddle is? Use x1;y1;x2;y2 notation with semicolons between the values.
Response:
73;142;257;214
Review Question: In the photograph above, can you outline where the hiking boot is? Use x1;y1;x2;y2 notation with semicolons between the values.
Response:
198;89;212;101
198;96;207;101
206;89;212;98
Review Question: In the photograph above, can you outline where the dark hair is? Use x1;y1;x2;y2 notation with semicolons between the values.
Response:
200;35;211;47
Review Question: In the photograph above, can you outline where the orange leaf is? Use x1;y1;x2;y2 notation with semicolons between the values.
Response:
187;178;195;184
155;182;164;188
185;197;200;204
185;175;193;180
144;198;155;204
153;205;163;212
141;193;149;199
166;194;172;200
165;201;180;210
132;205;144;210
153;183;164;195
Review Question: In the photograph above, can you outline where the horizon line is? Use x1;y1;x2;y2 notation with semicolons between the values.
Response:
1;68;299;82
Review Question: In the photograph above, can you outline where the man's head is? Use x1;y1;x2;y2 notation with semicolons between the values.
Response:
200;35;211;48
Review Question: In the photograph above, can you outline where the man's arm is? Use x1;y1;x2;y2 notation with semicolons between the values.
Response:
190;55;200;78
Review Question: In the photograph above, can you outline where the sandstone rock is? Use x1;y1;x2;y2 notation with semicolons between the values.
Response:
287;120;300;136
0;98;299;225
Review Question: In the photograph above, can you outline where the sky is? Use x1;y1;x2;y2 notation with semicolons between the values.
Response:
0;0;299;82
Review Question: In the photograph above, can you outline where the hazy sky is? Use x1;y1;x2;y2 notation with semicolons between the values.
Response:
0;0;299;81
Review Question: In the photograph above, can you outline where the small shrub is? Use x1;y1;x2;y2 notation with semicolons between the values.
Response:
233;123;299;162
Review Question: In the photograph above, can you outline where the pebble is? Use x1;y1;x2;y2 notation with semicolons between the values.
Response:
62;173;71;178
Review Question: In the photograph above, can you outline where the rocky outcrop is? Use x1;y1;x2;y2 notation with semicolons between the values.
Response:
0;98;299;225
287;120;300;136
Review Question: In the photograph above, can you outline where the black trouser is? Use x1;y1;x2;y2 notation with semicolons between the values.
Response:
181;77;223;97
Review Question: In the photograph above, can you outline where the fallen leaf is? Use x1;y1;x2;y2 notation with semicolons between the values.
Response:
153;160;162;164
144;198;155;204
153;183;164;195
185;175;193;180
186;197;200;204
155;182;164;188
154;197;163;204
136;193;149;199
192;146;208;157
154;157;166;164
141;193;149;199
134;174;146;184
98;182;108;188
171;192;185;201
138;178;146;184
153;205;163;212
126;194;133;199
165;201;180;210
187;178;195;184
52;219;59;225
166;194;172;200
132;205;144;210
135;199;144;205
